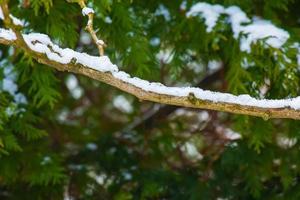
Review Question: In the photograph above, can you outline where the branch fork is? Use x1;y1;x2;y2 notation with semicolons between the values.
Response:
78;0;106;56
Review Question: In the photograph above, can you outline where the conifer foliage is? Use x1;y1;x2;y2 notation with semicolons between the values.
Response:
1;0;300;199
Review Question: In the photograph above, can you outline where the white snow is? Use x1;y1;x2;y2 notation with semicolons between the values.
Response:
208;60;222;72
239;18;289;52
180;1;187;11
112;70;300;110
223;128;242;140
216;126;241;140
122;172;132;180
86;143;98;151
113;95;133;113
156;49;174;64
9;14;24;26
298;52;300;67
82;7;94;16
180;142;203;161
22;33;118;73
198;111;210;121
80;31;92;45
104;16;112;24
66;75;79;90
57;109;69;123
150;37;160;46
277;135;297;149
0;7;24;26
241;57;255;69
292;43;300;67
65;75;83;99
155;4;171;21
173;109;210;122
225;6;250;38
40;156;52;165
187;2;224;32
3;78;17;95
187;60;203;73
0;3;300;111
187;2;290;52
0;62;27;104
96;39;104;45
14;93;27;104
0;7;4;20
0;28;16;41
88;171;107;185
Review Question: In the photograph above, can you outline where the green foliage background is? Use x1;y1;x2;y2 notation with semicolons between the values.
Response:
1;0;300;199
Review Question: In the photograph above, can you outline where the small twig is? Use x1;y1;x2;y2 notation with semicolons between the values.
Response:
0;0;28;49
76;0;106;56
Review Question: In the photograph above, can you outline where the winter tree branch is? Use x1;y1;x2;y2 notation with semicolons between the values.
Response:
1;1;300;120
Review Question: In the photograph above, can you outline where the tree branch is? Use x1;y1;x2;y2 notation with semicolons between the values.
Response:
72;0;106;56
1;3;300;120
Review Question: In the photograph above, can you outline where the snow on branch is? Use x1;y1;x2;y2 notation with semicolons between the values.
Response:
82;7;94;16
0;7;4;20
186;2;290;52
1;1;300;120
